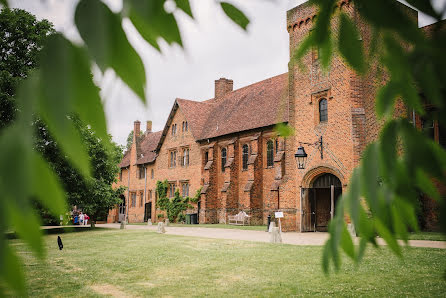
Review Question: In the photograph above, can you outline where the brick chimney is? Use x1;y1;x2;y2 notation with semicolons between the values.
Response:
215;78;233;99
133;120;140;143
146;120;152;133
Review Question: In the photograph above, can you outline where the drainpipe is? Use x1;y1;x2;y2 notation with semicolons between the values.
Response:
144;166;147;220
127;166;130;223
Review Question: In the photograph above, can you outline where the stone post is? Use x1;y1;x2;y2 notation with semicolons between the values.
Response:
157;222;166;233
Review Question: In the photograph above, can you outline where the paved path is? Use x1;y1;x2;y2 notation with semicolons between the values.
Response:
96;223;446;249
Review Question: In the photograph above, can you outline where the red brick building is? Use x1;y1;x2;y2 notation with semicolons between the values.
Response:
109;0;444;231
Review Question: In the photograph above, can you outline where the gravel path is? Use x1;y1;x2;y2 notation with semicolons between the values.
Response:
95;223;446;249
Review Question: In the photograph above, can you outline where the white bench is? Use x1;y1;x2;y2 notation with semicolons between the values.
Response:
228;211;250;226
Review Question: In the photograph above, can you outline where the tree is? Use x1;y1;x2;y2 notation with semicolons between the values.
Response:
0;8;54;129
0;0;249;294
126;129;143;151
34;117;125;224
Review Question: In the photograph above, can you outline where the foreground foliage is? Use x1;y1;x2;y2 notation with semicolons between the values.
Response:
9;230;446;296
0;0;249;293
34;117;125;223
293;0;446;273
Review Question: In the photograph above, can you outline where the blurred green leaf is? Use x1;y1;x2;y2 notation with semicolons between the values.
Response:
40;33;110;151
391;204;408;244
405;0;439;19
394;197;418;232
341;223;355;259
379;121;398;180
376;81;399;118
0;0;8;8
125;0;183;51
415;169;441;202
338;13;366;74
1;245;25;295
360;144;379;212
275;123;294;137
220;2;249;30
322;239;331;274
75;0;146;102
7;200;44;259
31;152;66;215
375;218;401;257
355;0;422;43
175;0;193;18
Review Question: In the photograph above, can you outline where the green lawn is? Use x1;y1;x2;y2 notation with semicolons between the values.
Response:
129;222;267;231
9;229;446;297
407;232;446;241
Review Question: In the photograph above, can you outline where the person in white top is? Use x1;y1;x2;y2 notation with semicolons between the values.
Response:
79;212;84;225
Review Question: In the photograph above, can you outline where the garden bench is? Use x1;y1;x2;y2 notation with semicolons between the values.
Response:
228;211;250;226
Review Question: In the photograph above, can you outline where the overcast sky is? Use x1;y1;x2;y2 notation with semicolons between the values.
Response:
9;0;446;146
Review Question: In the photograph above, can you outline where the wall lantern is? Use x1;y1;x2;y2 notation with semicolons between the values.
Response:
295;136;324;170
294;146;307;169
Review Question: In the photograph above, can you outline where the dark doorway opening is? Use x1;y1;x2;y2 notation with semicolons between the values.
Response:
197;201;201;223
144;202;152;222
301;173;342;232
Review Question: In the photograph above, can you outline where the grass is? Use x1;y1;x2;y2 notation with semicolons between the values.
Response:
128;222;267;231
407;232;446;241
9;229;446;297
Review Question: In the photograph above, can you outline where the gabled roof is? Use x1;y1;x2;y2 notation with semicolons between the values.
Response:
155;98;215;151
198;73;289;140
120;72;289;167
118;151;131;168
119;130;162;168
136;131;162;165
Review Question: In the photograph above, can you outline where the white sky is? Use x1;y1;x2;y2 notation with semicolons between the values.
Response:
9;0;446;146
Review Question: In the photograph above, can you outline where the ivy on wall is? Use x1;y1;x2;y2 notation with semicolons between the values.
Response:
155;180;201;222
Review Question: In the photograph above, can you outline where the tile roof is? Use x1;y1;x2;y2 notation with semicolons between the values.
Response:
119;72;288;167
118;151;131;168
135;131;163;165
198;73;289;140
118;131;162;168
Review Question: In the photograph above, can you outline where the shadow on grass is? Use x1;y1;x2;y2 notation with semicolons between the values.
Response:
6;226;114;240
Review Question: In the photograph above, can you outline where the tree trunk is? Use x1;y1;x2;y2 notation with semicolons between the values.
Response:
91;220;95;229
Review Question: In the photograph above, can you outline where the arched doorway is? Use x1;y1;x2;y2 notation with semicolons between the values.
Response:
118;195;126;222
301;173;342;232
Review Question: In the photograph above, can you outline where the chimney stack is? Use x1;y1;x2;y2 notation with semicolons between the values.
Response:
133;120;141;143
215;78;233;99
146;120;152;133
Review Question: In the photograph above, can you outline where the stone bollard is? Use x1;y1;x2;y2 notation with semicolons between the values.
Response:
120;221;126;229
165;219;169;226
268;221;276;233
157;222;166;234
270;227;282;243
147;219;152;226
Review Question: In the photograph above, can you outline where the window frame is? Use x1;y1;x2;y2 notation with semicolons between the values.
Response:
182;182;189;197
242;144;249;170
221;147;227;172
319;98;328;122
266;140;274;167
